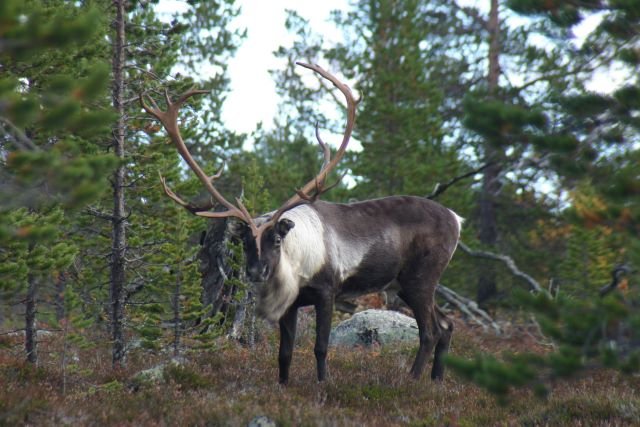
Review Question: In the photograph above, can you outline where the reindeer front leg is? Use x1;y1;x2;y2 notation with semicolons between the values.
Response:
314;291;334;382
278;306;298;385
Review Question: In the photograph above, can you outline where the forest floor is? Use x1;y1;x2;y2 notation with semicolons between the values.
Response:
2;313;640;426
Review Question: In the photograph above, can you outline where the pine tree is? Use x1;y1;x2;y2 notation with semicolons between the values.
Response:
0;0;117;214
0;0;244;363
270;1;506;301
497;0;640;245
447;0;640;398
273;2;478;206
0;0;117;362
330;1;470;201
105;0;244;358
109;0;127;367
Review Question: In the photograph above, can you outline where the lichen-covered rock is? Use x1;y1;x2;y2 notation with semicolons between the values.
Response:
128;357;185;390
329;309;419;347
248;416;276;427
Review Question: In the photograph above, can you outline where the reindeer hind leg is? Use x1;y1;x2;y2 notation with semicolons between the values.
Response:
411;305;437;379
430;307;453;381
397;290;438;378
397;259;447;380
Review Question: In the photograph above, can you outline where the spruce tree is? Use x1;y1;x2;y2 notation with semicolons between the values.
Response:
100;0;243;358
0;0;117;363
0;0;244;363
448;0;640;398
273;2;478;206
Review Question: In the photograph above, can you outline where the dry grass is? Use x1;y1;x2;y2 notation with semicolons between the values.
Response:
2;317;640;426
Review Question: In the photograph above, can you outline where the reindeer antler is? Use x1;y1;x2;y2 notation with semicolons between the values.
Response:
139;89;256;227
141;63;359;255
264;62;360;223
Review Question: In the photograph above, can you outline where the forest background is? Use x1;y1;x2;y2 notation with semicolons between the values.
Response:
1;0;640;425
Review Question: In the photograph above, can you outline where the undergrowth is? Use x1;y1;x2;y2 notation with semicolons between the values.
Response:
1;318;640;426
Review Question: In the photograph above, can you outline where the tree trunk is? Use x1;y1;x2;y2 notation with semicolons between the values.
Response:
110;0;127;368
487;0;500;93
246;289;257;348
198;218;233;323
477;0;501;308
172;269;182;356
229;265;252;342
198;218;260;344
229;291;247;341
25;256;37;364
55;272;67;323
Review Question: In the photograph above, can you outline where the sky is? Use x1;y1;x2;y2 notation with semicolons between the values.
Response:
156;1;613;137
157;0;351;135
221;1;349;135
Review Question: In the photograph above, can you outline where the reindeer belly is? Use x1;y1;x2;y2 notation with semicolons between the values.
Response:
337;255;400;298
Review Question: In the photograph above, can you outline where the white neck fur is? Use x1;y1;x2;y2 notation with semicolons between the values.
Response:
256;205;326;321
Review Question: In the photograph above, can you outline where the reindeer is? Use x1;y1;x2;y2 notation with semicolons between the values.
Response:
140;63;462;384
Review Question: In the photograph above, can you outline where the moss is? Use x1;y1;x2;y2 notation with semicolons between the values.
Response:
163;364;210;389
361;383;402;402
521;396;640;425
2;363;49;383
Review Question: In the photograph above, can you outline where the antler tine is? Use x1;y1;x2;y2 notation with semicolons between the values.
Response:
312;122;331;193
159;172;218;214
210;162;225;182
294;62;358;197
315;121;331;172
139;92;162;119
159;173;189;207
320;170;348;194
176;88;210;106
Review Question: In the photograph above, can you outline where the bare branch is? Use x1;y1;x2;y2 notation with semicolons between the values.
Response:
85;207;116;222
0;117;39;151
426;162;493;200
599;264;633;297
458;241;546;294
437;284;501;334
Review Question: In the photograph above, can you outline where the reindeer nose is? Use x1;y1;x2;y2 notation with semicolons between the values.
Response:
248;264;270;282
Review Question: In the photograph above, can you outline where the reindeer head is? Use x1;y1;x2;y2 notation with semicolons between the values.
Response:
240;217;295;283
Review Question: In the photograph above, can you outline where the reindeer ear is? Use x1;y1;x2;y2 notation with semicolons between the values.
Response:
276;218;295;238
